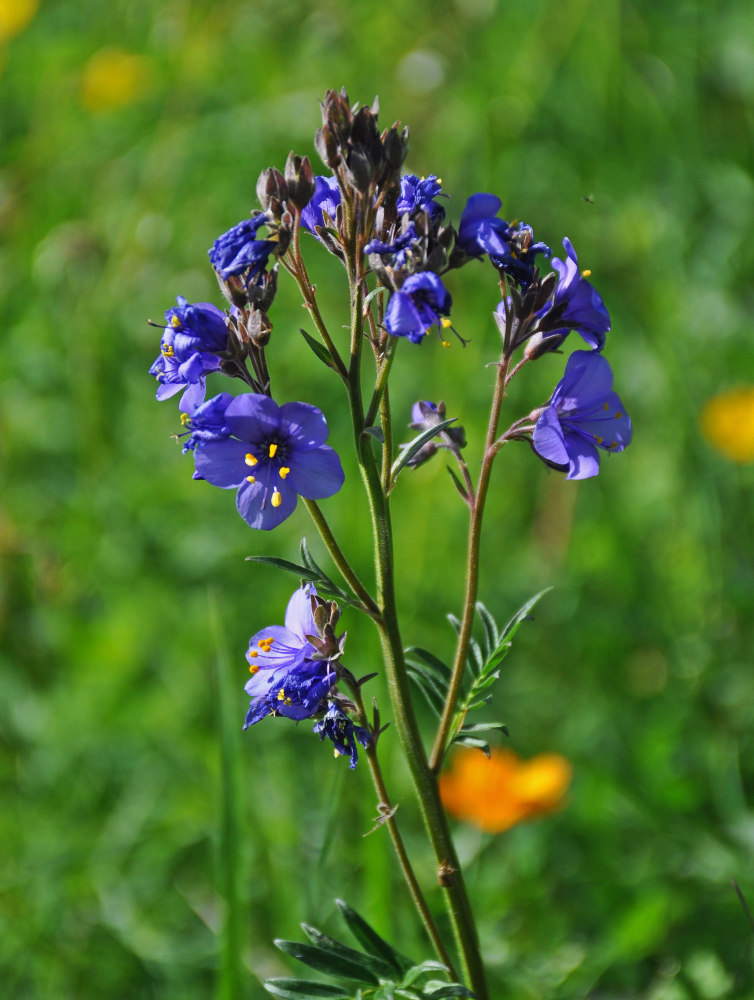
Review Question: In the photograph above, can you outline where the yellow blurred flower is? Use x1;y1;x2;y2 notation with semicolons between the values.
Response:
439;747;572;834
700;387;754;463
0;0;38;44
80;47;153;112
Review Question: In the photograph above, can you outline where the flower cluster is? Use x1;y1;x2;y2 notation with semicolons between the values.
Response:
146;87;633;758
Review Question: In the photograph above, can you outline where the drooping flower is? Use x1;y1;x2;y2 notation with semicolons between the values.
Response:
384;272;452;344
701;387;754;462
456;195;550;287
397;173;445;221
244;585;337;727
439;747;572;834
209;216;276;281
313;702;371;769
456;193;507;257
192;393;344;530
300;175;342;233
532;350;632;480
149;296;228;410
179;391;233;452
536;238;610;351
405;400;466;467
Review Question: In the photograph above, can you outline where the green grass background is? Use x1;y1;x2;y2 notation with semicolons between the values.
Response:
2;0;754;997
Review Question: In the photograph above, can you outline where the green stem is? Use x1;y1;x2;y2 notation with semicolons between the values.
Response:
344;679;458;977
342;195;488;1000
429;356;510;773
302;498;381;620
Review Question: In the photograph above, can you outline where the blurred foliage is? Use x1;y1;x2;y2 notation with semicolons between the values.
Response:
2;0;754;998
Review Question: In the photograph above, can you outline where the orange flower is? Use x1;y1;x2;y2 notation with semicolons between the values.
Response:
700;387;754;463
439;747;572;834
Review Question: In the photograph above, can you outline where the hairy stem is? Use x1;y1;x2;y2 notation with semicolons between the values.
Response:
429;355;511;773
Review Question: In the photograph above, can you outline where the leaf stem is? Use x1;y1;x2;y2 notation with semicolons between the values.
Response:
302;499;381;620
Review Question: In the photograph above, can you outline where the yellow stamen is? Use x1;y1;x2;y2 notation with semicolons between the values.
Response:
441;340;450;348
595;436;603;445
248;650;258;658
249;663;259;674
161;345;174;358
279;467;290;479
603;402;610;411
180;412;190;426
615;411;623;419
245;453;258;466
277;688;291;705
581;269;592;278
610;440;618;448
271;489;282;508
258;637;274;649
268;443;278;458
441;318;452;329
246;475;256;483
170;315;181;328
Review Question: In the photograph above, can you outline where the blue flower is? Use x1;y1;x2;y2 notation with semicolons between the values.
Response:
149;296;228;410
397;173;445;220
364;224;418;268
457;193;508;256
192;393;345;530
179;391;234;452
244;585;338;727
533;351;632;480
538;238;610;350
384;272;452;344
209;216;276;281
313;702;371;769
300;175;342;233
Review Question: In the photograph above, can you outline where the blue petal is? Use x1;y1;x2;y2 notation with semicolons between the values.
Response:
278;401;329;449
287;445;345;499
246;625;304;671
533;405;569;468
236;477;297;529
562;431;601;480
226;393;281;443
284;585;317;640
554;351;614;409
193;438;249;488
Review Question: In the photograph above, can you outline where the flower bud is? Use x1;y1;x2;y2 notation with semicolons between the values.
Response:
284;152;316;210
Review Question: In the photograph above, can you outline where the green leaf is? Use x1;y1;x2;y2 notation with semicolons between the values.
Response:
264;979;352;999
451;735;491;755
335;899;414;976
390;418;458;484
364;426;385;443
300;328;335;370
301;923;397;980
245;555;313;578
275;939;379;986
424;986;475;998
475;602;499;658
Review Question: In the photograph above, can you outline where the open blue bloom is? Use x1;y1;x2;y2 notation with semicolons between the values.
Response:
209;216;276;280
397;173;445;220
538;238;610;350
533;351;632;480
149;296;228;410
300;175;342;233
313;702;371;770
384;272;452;344
244;585;338;728
192;393;344;530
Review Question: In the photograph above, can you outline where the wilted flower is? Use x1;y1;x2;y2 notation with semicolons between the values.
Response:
701;387;754;462
439;747;572;834
209;216;277;281
532;350;632;480
149;296;228;410
192;393;344;530
405;400;466;467
313;702;371;769
179;391;233;451
384;272;452;344
244;585;337;728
